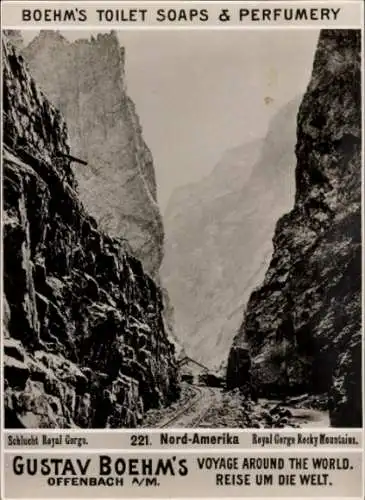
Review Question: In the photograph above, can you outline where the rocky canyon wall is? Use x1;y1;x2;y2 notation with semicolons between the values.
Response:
227;30;362;427
3;37;180;428
22;30;163;279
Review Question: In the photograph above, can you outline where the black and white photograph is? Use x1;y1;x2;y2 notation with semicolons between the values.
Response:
2;27;362;430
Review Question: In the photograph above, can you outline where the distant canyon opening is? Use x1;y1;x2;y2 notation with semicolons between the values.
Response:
160;96;301;371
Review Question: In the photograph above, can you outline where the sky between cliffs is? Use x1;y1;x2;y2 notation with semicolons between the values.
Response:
21;29;319;209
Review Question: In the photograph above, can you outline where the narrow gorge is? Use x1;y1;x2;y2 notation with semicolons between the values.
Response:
227;29;362;427
3;34;180;428
2;28;362;430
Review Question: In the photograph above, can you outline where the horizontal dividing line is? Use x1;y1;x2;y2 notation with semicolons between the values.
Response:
3;431;365;438
1;0;363;4
1;25;361;30
3;427;364;432
1;494;364;500
3;495;364;500
3;448;363;453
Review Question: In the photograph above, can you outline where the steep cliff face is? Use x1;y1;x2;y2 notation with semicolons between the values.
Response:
3;38;179;428
227;30;361;427
22;30;163;279
162;99;299;368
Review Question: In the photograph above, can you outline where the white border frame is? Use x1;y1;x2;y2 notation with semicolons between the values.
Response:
0;1;364;498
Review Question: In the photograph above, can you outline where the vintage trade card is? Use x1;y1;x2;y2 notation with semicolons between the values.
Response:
1;0;364;498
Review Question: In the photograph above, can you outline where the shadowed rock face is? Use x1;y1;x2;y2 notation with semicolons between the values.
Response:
22;30;163;279
227;30;362;428
3;37;180;428
162;98;300;368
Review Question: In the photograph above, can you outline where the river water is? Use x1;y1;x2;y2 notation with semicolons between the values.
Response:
258;397;330;428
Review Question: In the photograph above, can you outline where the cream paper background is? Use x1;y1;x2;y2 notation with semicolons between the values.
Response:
3;430;364;450
1;0;364;499
3;451;363;498
0;1;363;27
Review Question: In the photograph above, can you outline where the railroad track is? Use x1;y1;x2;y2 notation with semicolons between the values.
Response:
159;385;204;428
159;385;217;428
186;386;218;428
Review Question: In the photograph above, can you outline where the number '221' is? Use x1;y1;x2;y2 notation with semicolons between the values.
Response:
130;434;151;446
